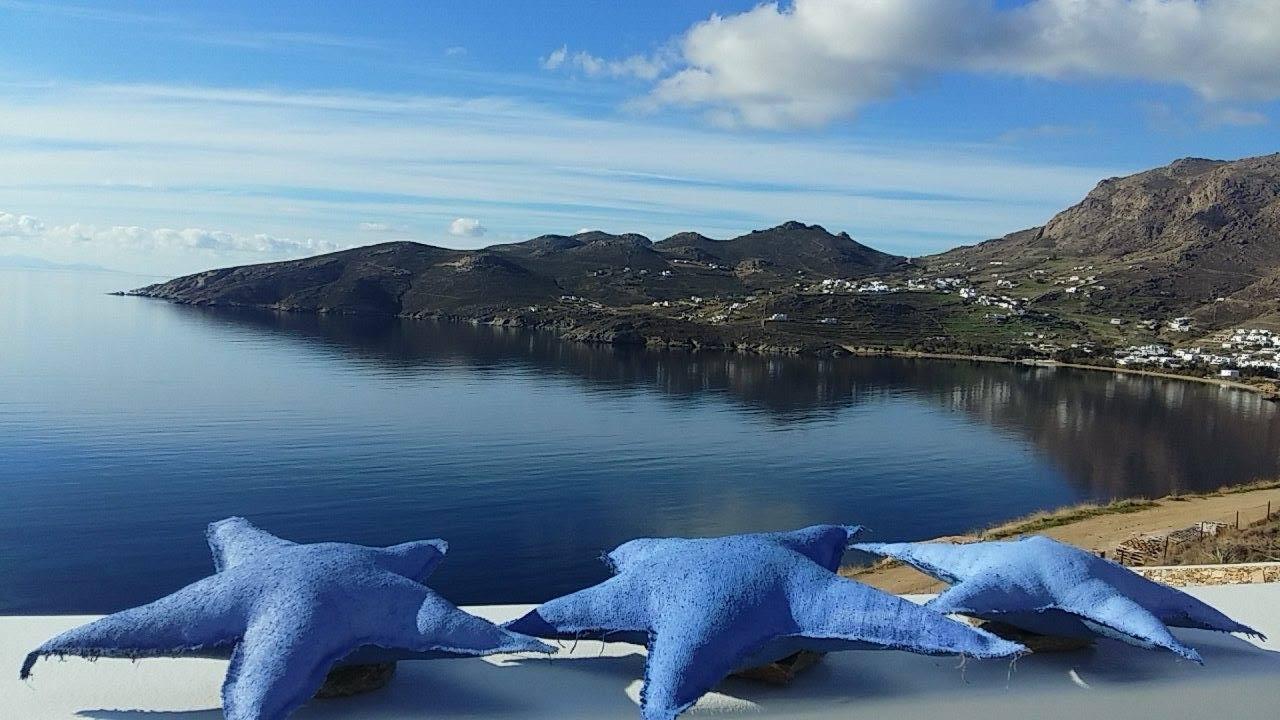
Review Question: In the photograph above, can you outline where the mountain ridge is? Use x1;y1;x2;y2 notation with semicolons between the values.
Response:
126;152;1280;363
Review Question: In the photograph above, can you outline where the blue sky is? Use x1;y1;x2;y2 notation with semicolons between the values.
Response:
1;0;1277;275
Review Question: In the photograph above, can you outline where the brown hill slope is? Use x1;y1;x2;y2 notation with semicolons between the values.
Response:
128;222;904;318
932;153;1280;327
657;221;905;285
125;153;1279;355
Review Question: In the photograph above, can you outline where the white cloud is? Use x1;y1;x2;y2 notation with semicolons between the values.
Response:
606;0;1280;129
1135;100;1269;132
360;220;411;234
541;45;569;71
542;45;673;81
448;217;486;237
0;81;1119;273
0;211;46;238
444;46;467;57
1202;106;1268;127
1;209;338;272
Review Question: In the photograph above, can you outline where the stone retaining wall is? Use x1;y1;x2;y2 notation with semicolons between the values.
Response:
1132;562;1280;586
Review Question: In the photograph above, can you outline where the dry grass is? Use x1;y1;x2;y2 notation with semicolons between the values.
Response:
840;479;1280;578
978;498;1159;539
1154;514;1280;566
839;557;897;580
974;478;1280;538
840;498;1160;578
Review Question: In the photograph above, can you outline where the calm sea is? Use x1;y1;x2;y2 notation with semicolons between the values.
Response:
3;267;1279;613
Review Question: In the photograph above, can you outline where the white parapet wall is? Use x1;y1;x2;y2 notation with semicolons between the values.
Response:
4;585;1280;719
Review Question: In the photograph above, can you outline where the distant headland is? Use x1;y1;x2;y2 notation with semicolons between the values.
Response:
122;153;1280;394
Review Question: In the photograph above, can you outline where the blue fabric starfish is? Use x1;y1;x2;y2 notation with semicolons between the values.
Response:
506;524;1025;720
20;517;552;720
854;535;1264;663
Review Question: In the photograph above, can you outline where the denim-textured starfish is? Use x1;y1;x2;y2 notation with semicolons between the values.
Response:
854;535;1264;663
506;525;1024;720
20;517;552;720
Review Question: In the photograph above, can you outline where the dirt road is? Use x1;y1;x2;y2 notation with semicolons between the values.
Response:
847;486;1280;593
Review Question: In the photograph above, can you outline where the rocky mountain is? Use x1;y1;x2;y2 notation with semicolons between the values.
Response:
125;153;1280;361
657;221;904;283
128;222;905;316
933;153;1280;327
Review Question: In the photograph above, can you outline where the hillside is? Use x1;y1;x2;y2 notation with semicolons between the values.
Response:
128;222;904;322
126;153;1280;371
930;153;1280;330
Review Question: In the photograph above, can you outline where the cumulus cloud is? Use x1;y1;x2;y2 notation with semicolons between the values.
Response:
448;217;486;237
1;210;337;258
359;220;411;234
596;0;1280;128
0;211;46;238
2;81;1120;267
541;45;569;71
542;44;672;80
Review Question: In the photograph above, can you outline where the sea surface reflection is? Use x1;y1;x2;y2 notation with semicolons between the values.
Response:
2;268;1277;612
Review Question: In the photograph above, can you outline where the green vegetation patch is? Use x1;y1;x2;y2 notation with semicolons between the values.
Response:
980;498;1160;539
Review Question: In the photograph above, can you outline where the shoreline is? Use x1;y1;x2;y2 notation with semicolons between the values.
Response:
841;345;1278;399
846;482;1280;594
121;293;1278;399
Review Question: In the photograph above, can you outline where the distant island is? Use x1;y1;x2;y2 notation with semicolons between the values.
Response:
124;153;1280;392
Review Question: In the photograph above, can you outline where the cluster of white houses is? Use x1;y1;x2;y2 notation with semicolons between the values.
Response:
812;276;1026;320
1115;329;1280;374
815;276;971;295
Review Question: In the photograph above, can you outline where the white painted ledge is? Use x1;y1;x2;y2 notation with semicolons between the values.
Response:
5;586;1280;719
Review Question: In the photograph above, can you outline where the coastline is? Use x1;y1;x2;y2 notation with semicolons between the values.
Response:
846;482;1280;594
120;292;1279;399
841;345;1279;399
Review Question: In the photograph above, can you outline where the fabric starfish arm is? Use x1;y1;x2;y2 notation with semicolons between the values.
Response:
1068;585;1202;662
792;575;1025;659
1111;570;1265;639
926;577;1040;616
640;619;775;720
366;576;552;656
851;541;978;585
504;575;647;640
760;524;862;572
20;575;244;679
220;604;364;720
373;539;449;583
207;517;296;572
